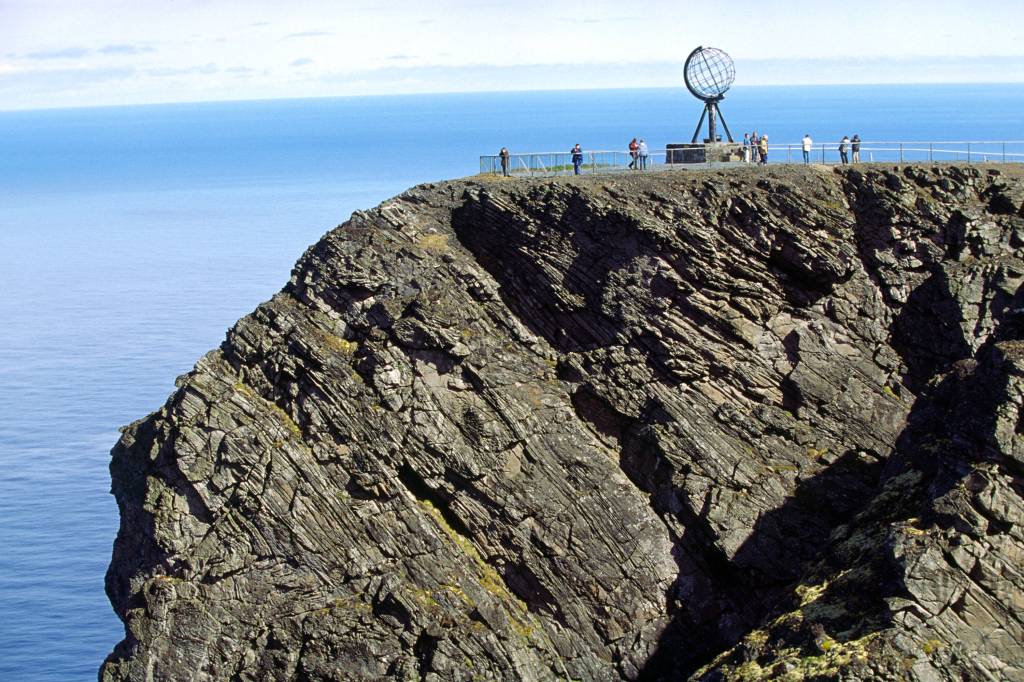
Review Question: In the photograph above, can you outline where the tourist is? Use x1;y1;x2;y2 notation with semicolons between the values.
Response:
499;147;510;177
851;134;861;163
743;133;751;163
758;134;768;165
571;144;584;175
638;139;649;170
628;137;639;170
802;134;813;164
839;135;850;164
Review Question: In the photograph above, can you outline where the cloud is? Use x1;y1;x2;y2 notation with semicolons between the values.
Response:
98;44;155;56
572;15;640;24
386;55;414;61
290;58;314;67
739;55;1024;85
146;63;219;77
286;31;332;39
25;47;91;60
315;55;1024;96
225;66;256;74
250;22;271;27
0;66;135;94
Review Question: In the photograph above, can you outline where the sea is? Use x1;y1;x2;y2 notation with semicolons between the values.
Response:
1;84;1022;680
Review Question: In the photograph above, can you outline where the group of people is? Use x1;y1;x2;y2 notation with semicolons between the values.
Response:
627;138;650;170
742;132;770;165
800;134;862;164
496;131;867;177
838;134;862;164
499;138;651;177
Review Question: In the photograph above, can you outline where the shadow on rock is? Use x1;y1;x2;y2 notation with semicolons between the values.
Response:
635;448;884;680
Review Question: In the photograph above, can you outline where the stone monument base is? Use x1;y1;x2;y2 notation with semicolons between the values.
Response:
666;142;743;164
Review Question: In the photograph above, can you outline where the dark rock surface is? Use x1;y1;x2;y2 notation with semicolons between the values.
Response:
102;165;1024;681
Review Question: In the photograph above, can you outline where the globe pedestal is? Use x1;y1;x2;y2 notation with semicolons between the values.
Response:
666;142;742;165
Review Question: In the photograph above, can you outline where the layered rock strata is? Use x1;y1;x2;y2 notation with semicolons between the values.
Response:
103;165;1024;681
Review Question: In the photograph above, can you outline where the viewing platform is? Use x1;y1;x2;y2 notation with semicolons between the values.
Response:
480;141;1024;177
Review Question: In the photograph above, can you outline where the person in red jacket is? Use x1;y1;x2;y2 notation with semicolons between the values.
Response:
628;137;639;170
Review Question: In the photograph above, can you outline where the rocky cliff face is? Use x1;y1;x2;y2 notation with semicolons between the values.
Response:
102;165;1024;681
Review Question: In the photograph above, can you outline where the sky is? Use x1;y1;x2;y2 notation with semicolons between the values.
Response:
2;0;1024;110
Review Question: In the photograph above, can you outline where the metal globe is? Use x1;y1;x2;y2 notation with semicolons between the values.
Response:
684;47;736;101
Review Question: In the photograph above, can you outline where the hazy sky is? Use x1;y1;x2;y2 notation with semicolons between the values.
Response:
3;0;1024;110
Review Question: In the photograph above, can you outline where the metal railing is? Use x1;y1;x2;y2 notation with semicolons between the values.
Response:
480;141;1024;176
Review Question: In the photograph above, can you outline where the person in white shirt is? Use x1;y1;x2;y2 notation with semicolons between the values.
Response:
802;134;813;164
638;139;649;170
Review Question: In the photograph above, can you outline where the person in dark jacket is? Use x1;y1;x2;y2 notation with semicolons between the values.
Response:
839;136;850;164
851;135;861;163
628;137;639;170
571;144;584;175
499;147;510;176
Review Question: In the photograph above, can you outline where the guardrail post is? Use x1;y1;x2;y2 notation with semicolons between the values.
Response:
899;143;903;164
787;145;792;163
967;143;972;163
821;144;825;164
929;143;933;163
1003;142;1006;163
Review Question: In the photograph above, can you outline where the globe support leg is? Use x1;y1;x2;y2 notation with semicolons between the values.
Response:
690;106;709;144
717;105;734;143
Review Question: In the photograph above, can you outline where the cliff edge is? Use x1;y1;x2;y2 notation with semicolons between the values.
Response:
103;165;1024;681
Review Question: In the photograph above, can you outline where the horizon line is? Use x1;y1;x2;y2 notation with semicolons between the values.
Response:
2;80;1023;115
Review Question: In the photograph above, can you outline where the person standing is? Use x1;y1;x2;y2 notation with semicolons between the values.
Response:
801;134;813;164
499;147;510;177
758;134;769;165
628;137;639;170
571;144;584;175
839;135;850;164
851;134;861;163
743;133;751;163
638;138;649;170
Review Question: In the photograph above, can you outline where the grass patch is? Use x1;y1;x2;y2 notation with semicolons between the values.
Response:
416;233;449;252
322;333;358;355
233;380;302;438
806;447;828;460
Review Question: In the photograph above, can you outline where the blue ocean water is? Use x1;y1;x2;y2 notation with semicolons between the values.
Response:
1;84;1022;681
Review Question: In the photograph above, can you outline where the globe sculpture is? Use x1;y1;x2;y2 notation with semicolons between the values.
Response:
684;46;735;144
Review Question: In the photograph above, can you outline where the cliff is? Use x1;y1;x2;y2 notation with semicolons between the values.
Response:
102;165;1024;681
